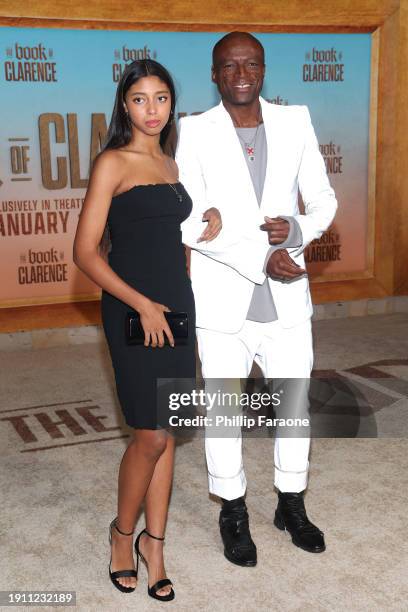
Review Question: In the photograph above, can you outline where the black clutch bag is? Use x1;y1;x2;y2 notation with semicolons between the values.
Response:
126;311;189;346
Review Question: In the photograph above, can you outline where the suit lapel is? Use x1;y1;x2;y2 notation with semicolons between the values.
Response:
209;99;285;218
209;102;260;215
259;97;281;216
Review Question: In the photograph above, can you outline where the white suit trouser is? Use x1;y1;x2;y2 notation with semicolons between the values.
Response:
196;318;313;500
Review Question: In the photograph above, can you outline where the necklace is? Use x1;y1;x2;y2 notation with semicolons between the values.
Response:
119;149;183;202
166;181;183;203
236;107;262;162
157;159;184;203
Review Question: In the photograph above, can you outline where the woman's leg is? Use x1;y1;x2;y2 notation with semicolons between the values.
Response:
139;433;176;596
110;428;168;589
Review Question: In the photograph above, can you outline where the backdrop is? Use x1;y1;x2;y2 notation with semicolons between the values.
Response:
0;28;372;306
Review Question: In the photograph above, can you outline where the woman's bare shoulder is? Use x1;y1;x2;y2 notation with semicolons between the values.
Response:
86;150;128;197
91;149;134;185
92;148;124;172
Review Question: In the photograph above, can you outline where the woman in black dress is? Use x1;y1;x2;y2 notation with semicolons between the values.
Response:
73;60;221;601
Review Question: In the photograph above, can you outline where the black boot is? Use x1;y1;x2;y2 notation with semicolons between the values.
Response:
274;491;326;553
219;497;257;567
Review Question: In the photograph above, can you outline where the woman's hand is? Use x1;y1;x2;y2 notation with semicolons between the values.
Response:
197;207;222;242
138;300;175;348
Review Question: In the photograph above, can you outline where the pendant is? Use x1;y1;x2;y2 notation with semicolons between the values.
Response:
168;183;183;202
246;145;255;162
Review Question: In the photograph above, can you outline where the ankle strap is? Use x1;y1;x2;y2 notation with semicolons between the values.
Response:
112;517;134;537
144;528;165;541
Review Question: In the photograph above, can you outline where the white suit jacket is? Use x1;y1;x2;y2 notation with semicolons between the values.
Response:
176;96;337;333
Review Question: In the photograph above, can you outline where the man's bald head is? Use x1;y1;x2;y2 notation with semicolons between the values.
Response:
212;32;265;69
211;31;265;108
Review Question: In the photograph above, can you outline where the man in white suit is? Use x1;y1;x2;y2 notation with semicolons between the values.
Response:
176;32;337;565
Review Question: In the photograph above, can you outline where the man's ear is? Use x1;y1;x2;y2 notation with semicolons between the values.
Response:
211;66;217;83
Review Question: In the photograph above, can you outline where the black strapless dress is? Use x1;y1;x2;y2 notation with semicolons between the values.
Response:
101;182;196;429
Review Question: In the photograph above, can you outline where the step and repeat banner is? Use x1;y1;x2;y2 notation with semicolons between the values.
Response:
0;28;372;307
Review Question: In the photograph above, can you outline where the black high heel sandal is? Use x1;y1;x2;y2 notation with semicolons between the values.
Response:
108;517;138;593
134;528;175;602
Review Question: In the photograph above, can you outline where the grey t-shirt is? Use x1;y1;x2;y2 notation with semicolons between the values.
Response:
235;124;303;323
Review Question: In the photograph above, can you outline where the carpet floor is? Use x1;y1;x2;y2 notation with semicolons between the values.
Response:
1;313;407;611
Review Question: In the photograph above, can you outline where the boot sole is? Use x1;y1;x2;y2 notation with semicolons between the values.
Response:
273;516;326;554
224;550;257;567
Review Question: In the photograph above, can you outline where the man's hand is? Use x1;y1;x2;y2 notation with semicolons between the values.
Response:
266;249;306;281
197;207;222;242
260;216;290;245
